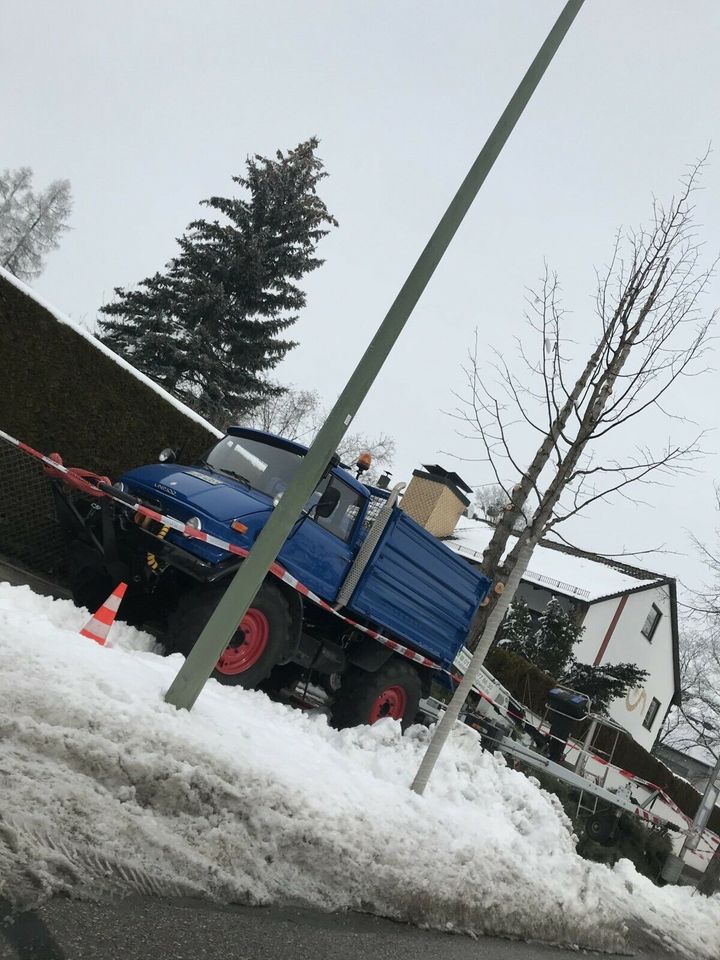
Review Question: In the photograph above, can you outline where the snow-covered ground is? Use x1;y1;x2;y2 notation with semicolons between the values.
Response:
1;582;718;957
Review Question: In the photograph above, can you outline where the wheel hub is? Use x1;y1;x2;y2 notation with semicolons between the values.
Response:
369;685;407;723
215;607;269;675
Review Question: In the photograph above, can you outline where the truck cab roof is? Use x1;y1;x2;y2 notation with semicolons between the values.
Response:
226;426;371;499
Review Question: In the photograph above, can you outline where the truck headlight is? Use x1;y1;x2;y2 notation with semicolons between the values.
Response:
185;516;202;533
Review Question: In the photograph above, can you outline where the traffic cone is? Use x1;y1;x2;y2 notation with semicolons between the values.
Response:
80;582;127;646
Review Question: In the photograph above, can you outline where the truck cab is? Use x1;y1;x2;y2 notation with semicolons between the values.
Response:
119;427;376;603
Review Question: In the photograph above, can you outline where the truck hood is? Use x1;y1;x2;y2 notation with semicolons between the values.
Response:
120;464;273;523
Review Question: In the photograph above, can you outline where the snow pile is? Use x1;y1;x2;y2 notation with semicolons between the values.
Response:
1;583;718;956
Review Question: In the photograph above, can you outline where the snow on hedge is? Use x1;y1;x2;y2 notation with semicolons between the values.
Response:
0;582;718;957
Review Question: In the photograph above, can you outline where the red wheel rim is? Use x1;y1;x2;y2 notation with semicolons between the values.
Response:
215;608;269;676
369;685;407;723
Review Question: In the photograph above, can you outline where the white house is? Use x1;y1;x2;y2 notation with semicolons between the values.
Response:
445;518;681;752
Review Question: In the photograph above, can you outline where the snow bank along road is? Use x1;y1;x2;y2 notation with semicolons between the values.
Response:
0;582;718;958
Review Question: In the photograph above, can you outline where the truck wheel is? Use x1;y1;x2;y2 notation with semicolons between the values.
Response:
66;542;113;613
331;658;422;731
166;580;291;688
585;813;617;844
70;568;113;614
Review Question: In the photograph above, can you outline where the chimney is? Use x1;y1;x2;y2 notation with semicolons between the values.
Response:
400;464;472;538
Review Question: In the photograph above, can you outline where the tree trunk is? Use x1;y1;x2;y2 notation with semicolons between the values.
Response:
468;259;669;650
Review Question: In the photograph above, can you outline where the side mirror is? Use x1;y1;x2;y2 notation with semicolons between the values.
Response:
158;448;177;464
315;485;341;519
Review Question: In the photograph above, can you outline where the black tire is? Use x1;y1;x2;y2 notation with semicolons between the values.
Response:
68;563;149;628
259;662;305;696
66;543;113;613
331;657;422;731
70;569;113;614
166;580;291;688
585;813;617;844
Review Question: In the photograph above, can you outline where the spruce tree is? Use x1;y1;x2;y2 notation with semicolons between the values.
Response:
500;596;582;676
499;595;648;716
529;598;582;676
500;598;534;654
99;138;337;424
561;661;649;715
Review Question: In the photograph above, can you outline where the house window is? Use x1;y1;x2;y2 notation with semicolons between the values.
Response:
641;603;662;641
642;697;661;731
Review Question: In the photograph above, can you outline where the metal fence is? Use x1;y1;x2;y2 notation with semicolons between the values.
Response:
0;442;67;577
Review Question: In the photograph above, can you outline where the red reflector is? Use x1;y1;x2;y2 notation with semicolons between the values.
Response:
231;520;248;534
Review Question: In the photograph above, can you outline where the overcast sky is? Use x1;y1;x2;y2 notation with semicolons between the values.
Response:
4;0;720;597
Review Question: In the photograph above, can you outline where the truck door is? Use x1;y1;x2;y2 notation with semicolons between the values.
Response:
279;476;365;602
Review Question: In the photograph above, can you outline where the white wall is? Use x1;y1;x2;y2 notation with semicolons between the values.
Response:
573;585;675;751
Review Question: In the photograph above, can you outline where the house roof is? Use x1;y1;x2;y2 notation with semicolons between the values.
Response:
447;518;668;602
445;518;682;708
654;741;717;772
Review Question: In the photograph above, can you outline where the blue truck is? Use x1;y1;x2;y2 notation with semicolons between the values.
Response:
55;427;491;728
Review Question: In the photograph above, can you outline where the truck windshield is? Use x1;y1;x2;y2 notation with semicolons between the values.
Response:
203;435;303;500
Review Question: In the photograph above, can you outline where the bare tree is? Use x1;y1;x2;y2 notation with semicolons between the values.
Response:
336;430;396;483
663;486;720;758
242;384;322;442
474;481;531;529
688;483;720;617
243;384;396;482
0;167;72;282
474;483;507;520
453;160;715;656
658;627;720;761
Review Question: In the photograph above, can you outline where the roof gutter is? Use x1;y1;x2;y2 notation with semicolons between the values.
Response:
667;578;682;710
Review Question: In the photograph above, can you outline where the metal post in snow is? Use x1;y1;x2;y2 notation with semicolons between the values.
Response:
661;748;720;884
164;0;587;712
680;750;720;855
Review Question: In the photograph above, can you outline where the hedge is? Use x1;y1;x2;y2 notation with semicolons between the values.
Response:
0;274;217;477
0;273;218;575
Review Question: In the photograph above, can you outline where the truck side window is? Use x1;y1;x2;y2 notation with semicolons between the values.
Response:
313;478;365;543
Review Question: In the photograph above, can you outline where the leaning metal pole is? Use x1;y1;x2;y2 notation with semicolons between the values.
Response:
411;539;534;794
165;0;587;712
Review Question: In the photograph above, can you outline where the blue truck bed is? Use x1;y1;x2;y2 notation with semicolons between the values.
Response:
347;509;491;667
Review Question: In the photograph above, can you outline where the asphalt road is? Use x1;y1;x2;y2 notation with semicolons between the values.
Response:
1;896;677;960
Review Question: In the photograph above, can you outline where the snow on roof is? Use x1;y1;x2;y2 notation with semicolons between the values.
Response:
447;518;666;602
0;266;223;438
659;734;718;770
